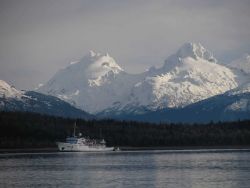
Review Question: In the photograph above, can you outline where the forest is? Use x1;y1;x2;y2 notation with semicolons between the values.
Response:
0;111;250;149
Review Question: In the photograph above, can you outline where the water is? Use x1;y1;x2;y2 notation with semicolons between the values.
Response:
0;150;250;188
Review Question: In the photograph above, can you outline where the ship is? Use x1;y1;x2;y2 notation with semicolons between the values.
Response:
56;123;115;152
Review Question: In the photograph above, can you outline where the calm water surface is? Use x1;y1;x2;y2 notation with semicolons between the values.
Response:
0;150;250;188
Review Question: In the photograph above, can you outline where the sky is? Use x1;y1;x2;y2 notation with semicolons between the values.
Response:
0;0;250;90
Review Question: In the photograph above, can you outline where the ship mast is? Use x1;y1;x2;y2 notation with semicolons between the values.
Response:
73;122;76;137
99;128;102;139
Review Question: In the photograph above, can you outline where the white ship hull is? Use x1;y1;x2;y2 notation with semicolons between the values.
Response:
56;142;114;152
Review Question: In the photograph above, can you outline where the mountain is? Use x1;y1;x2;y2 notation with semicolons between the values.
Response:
122;43;242;110
0;80;92;119
38;51;143;113
106;83;250;123
38;42;249;120
0;80;23;98
100;43;248;116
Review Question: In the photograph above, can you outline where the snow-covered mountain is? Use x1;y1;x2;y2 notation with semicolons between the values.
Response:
38;51;143;113
0;80;23;98
225;83;250;112
104;82;250;123
38;42;249;117
123;43;243;111
0;80;92;119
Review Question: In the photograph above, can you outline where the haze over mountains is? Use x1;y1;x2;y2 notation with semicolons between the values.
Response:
1;42;250;122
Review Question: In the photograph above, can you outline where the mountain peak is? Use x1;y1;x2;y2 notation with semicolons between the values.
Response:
163;42;217;70
65;51;124;78
0;80;23;98
175;42;217;62
88;50;107;58
83;51;124;76
89;50;98;57
87;50;112;59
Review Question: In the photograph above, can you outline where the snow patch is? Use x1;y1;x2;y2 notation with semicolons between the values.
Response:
226;99;250;112
70;61;79;65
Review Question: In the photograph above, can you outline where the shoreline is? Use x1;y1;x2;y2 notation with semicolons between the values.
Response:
1;145;250;154
119;145;250;151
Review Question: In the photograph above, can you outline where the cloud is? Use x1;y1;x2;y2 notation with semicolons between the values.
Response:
0;0;250;89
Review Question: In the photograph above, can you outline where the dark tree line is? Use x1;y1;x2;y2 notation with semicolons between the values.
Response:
0;111;250;148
